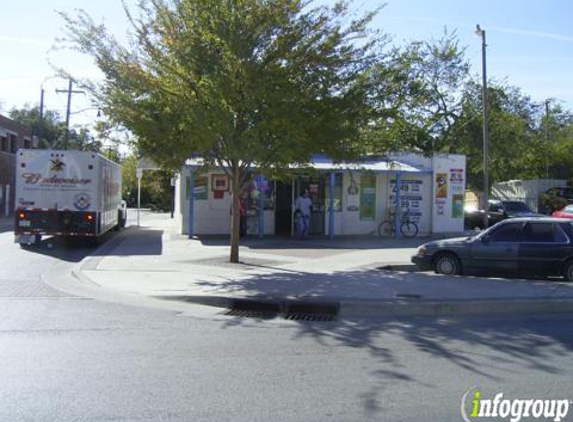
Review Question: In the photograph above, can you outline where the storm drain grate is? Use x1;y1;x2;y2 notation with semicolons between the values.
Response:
223;299;280;319
283;313;336;322
283;302;338;322
223;300;338;322
395;293;423;299
224;309;278;319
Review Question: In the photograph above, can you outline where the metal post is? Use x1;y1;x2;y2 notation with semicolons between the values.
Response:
136;176;141;227
328;172;335;240
4;185;9;217
291;177;295;236
188;168;195;239
258;175;264;239
476;24;489;228
395;173;402;239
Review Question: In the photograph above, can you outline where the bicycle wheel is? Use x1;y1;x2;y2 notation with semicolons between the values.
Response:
400;222;418;238
378;221;394;237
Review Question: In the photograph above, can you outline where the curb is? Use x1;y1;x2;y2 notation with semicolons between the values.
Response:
340;297;573;317
151;294;573;318
68;225;573;319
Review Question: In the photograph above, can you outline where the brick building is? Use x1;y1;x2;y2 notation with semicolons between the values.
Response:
0;114;35;215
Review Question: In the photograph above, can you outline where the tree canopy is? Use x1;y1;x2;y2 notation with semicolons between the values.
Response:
61;0;387;261
58;0;573;260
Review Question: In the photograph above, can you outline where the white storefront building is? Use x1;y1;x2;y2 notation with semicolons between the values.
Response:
174;152;466;238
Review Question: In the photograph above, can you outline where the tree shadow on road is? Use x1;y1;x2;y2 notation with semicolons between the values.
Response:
207;267;573;417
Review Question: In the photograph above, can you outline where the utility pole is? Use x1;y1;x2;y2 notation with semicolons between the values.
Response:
476;24;489;229
38;88;44;145
545;100;550;178
56;78;84;149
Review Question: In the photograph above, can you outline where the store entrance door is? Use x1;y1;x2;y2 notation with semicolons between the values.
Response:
275;181;293;236
295;176;325;235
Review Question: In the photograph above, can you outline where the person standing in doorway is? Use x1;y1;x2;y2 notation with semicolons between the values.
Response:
295;189;313;238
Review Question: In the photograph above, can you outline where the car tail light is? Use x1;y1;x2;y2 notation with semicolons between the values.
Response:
18;212;26;220
85;213;94;222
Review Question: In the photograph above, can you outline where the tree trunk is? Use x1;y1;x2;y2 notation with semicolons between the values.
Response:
229;163;241;263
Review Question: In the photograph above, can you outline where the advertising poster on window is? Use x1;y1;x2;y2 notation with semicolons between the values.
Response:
452;194;464;218
360;174;376;220
346;176;359;211
435;173;448;199
389;179;424;224
186;175;208;200
449;168;464;194
436;199;446;216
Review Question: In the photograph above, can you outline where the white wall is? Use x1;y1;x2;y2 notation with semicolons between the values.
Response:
180;167;274;235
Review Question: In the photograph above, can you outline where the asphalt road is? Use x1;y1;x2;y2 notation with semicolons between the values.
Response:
2;215;573;421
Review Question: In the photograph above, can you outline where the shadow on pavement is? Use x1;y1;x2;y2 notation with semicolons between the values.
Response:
221;297;573;417
197;234;429;250
15;234;106;263
205;264;573;416
296;314;573;417
90;227;164;257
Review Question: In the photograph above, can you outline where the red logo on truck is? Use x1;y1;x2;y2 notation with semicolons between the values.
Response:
21;173;92;185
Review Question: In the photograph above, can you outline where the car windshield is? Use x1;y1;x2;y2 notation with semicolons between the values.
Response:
503;202;532;213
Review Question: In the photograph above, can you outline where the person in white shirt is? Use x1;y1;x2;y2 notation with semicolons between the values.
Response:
295;190;313;238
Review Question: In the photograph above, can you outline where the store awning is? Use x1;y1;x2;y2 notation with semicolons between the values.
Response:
184;155;432;173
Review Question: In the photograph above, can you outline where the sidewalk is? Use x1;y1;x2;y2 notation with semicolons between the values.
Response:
75;212;573;317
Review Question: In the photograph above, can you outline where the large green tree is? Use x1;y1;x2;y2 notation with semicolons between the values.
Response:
361;32;470;155
61;0;384;262
9;104;104;151
9;105;64;148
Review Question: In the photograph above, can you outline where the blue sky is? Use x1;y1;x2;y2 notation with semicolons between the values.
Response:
1;0;572;129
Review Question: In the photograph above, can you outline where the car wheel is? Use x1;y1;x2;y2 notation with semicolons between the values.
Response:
564;261;573;282
433;253;461;275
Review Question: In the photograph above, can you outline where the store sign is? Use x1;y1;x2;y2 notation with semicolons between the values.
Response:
389;179;424;224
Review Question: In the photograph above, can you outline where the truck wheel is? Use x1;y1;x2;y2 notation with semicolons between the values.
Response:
114;210;124;231
433;253;461;275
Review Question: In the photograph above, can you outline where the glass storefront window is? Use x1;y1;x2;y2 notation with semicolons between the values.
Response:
246;178;275;211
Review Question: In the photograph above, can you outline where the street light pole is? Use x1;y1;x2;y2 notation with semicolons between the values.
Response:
545;99;551;178
476;24;489;229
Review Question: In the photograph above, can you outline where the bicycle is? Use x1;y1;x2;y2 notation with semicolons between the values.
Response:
378;209;419;238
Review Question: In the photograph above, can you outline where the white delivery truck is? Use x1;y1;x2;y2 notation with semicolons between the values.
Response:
14;149;126;245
